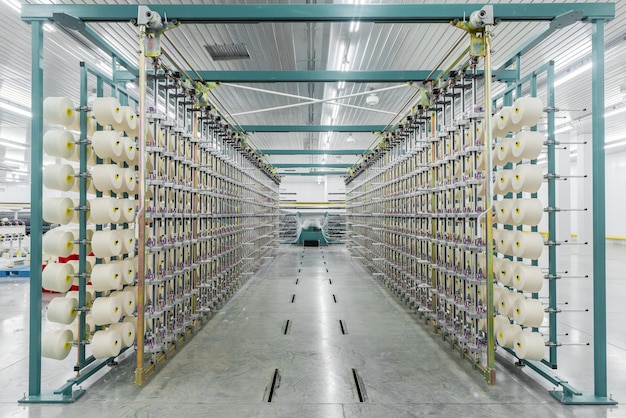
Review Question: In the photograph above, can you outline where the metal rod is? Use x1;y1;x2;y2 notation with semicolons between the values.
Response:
546;61;558;368
78;62;89;368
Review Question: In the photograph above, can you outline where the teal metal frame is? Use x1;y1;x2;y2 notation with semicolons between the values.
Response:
21;3;615;23
273;163;352;169
20;1;616;405
259;149;367;156
243;125;386;133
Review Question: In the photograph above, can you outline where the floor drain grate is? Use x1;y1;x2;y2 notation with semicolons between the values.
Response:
352;368;367;402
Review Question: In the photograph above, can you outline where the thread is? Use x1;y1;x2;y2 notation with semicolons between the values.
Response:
495;258;514;286
91;164;123;193
43;97;75;126
512;231;544;259
119;106;138;137
513;331;545;361
90;262;123;291
494;229;515;256
497;323;522;348
88;197;122;224
511;198;543;226
91;296;122;325
108;321;136;348
111;289;136;316
42;329;73;360
43;164;75;192
511;97;543;127
495;170;514;195
121;229;136;255
42;262;75;293
513;298;545;327
497;107;522;134
511;131;543;161
92;130;124;160
495;138;514;166
113;257;136;285
67;111;97;136
494;199;514;225
511;164;543;194
123;137;137;164
499;290;525;318
43;130;75;159
66;317;91;341
512;263;544;293
491;112;507;139
92;97;123;126
91;229;123;258
42;197;74;225
91;329;122;359
493;286;507;309
494;315;511;335
120;200;136;223
47;296;78;325
43;229;74;257
66;288;95;308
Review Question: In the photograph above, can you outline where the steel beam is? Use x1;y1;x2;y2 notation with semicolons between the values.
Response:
278;171;347;176
27;19;44;399
244;125;386;133
196;69;516;83
22;4;615;23
273;163;352;169
259;149;367;155
195;70;436;83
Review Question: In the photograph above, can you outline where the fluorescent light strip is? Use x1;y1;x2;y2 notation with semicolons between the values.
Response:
0;139;28;150
605;107;626;118
0;101;32;118
554;62;592;87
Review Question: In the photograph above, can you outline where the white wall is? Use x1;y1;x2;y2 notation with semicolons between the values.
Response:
279;175;345;203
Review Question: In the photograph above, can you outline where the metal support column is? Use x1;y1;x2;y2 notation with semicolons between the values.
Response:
27;18;44;399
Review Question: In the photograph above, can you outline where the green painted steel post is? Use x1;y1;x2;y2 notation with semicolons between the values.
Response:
546;62;558;367
78;62;88;366
591;18;608;399
28;19;44;397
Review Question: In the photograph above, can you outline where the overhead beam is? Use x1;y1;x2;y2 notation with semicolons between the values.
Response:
273;163;352;169
259;149;367;156
244;125;386;133
193;70;437;83
193;69;518;83
278;171;347;176
22;4;615;23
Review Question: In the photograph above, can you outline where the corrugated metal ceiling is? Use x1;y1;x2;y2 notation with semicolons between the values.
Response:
0;0;624;183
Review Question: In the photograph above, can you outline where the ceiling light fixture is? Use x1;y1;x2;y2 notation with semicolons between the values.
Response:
347;134;355;143
366;93;379;106
349;21;361;33
605;106;626;118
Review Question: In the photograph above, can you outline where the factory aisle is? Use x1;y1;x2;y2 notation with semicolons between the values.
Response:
1;245;622;417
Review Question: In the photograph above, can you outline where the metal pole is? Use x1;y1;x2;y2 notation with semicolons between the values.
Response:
135;23;147;386
483;25;496;385
546;62;558;367
591;18;608;399
28;19;44;397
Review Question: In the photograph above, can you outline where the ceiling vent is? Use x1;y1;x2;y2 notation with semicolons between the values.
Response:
205;44;251;61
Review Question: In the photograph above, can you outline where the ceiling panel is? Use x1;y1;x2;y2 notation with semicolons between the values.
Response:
0;0;624;183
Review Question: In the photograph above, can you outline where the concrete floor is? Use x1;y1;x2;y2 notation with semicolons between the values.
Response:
0;244;623;417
